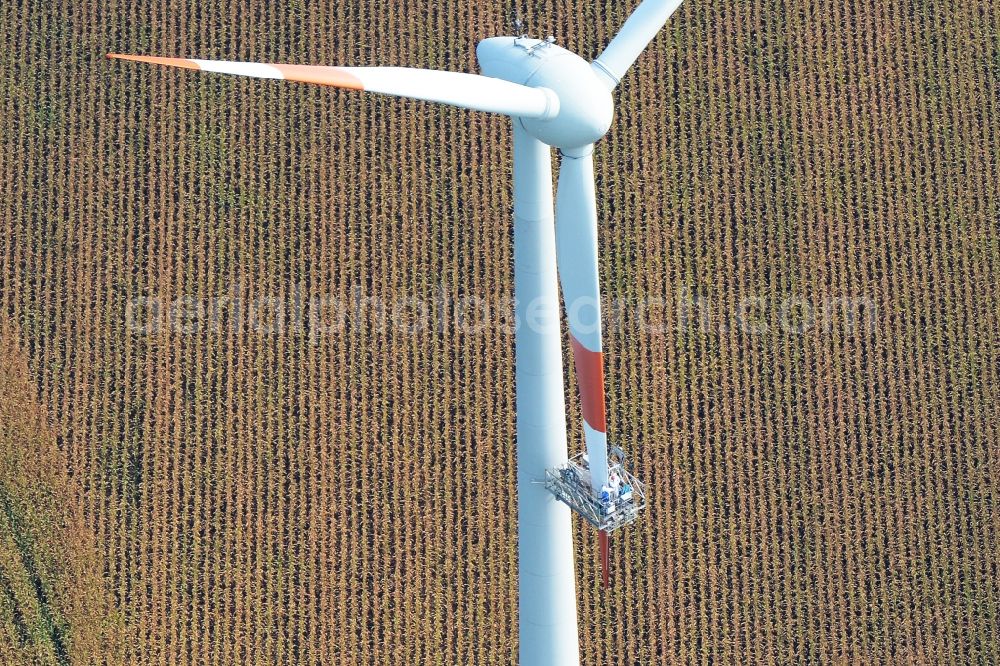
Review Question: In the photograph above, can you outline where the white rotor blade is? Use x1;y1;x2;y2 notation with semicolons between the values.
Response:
107;54;559;119
556;146;614;588
555;147;609;495
592;0;685;89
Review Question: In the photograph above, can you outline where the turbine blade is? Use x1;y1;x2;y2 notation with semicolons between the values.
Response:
106;54;559;119
557;147;616;590
592;0;684;89
599;530;610;589
554;146;610;497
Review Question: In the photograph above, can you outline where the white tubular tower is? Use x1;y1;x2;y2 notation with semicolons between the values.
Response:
512;124;580;665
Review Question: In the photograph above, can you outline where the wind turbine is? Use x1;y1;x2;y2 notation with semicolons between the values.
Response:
108;0;683;663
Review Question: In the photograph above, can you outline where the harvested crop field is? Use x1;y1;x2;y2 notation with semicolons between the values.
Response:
1;0;999;663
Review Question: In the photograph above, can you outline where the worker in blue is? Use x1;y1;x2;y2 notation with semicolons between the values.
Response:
600;483;615;516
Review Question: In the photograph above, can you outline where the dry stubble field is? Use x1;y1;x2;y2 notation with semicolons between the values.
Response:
1;0;998;663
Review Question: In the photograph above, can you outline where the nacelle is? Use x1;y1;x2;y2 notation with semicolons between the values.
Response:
477;36;614;151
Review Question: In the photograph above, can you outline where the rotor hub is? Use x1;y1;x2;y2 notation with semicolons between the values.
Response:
477;36;614;151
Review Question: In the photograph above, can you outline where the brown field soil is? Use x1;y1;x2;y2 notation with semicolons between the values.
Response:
1;0;999;663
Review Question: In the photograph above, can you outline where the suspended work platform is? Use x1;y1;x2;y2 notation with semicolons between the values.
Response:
544;448;646;533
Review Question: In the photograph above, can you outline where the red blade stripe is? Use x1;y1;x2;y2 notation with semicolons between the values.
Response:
570;334;606;433
271;64;365;90
599;530;610;588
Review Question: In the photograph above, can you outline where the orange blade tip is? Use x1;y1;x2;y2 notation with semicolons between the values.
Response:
105;54;201;70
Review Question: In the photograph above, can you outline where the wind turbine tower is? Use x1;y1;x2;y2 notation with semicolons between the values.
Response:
108;0;684;663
